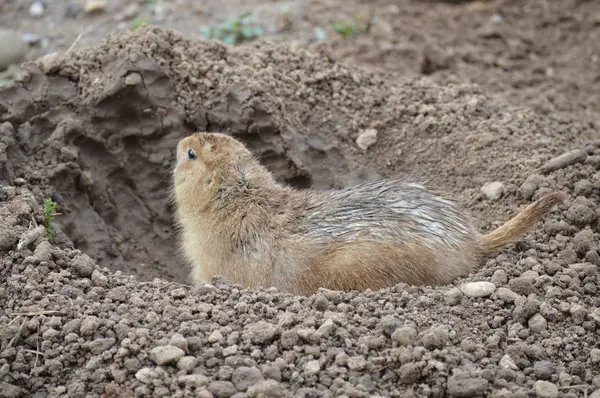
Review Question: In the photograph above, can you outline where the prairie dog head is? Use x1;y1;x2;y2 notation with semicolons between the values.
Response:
172;132;275;211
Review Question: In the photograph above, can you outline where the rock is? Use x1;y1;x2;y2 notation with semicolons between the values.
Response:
533;380;558;398
150;345;185;365
177;356;197;372
540;149;587;173
71;253;95;278
0;229;18;253
280;330;298;348
494;287;520;303
125;72;142;86
356;129;378;151
590;390;600;398
80;316;100;336
590;308;600;323
422;326;449;349
135;368;157;384
447;375;488;397
391;326;417;345
347;356;367;371
513;297;541;324
208;330;225;344
315;318;334;339
84;0;107;14
89;338;116;355
0;382;25;398
208;381;237;398
590;348;600;363
519;174;544;200
29;2;44;17
247;380;284;398
499;355;518;370
566;203;596;227
444;288;463;305
508;276;535;296
232;366;264;391
491;269;508;285
91;270;108;287
533;361;555;380
22;33;41;45
178;374;209;388
246;321;278;344
33;241;51;262
460;281;496;297
481;182;505;201
170;333;189;353
569;304;587;324
380;315;402;336
528;314;547;333
398;362;421;384
303;360;320;376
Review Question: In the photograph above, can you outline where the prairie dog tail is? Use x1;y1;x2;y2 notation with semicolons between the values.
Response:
478;191;567;254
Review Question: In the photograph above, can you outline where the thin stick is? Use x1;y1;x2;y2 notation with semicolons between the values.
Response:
24;349;45;357
8;310;60;316
34;333;41;368
0;315;22;331
6;318;26;349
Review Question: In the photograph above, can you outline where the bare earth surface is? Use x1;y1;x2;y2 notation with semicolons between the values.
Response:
1;0;600;397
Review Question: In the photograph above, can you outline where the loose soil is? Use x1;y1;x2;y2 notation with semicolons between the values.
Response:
1;0;600;397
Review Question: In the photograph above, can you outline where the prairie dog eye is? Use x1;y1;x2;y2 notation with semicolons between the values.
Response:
187;149;197;160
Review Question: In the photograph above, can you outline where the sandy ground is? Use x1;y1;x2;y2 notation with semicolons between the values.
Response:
1;0;600;397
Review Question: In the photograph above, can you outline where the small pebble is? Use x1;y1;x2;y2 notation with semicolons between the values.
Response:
91;270;108;287
491;269;508;285
85;0;107;14
169;333;189;353
533;380;558;398
391;326;417;345
499;355;518;370
314;318;334;339
135;368;157;384
33;241;51;262
356;129;378;151
447;375;488;397
460;281;496;298
29;1;45;17
208;330;225;344
178;374;209;388
421;326;449;349
481;182;505;201
528;313;547;333
150;345;185;365
494;287;520;303
22;33;41;45
124;72;142;86
444;288;463;305
177;356;197;372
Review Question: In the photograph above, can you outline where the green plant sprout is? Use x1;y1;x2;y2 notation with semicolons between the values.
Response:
43;198;58;241
130;17;149;31
202;12;265;45
333;15;362;38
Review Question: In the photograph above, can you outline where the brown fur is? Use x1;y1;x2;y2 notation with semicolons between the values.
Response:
171;132;566;296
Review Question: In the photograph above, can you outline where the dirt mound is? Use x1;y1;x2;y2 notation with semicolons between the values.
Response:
1;26;599;397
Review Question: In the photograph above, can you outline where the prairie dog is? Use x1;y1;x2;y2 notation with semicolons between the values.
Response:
171;132;566;296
